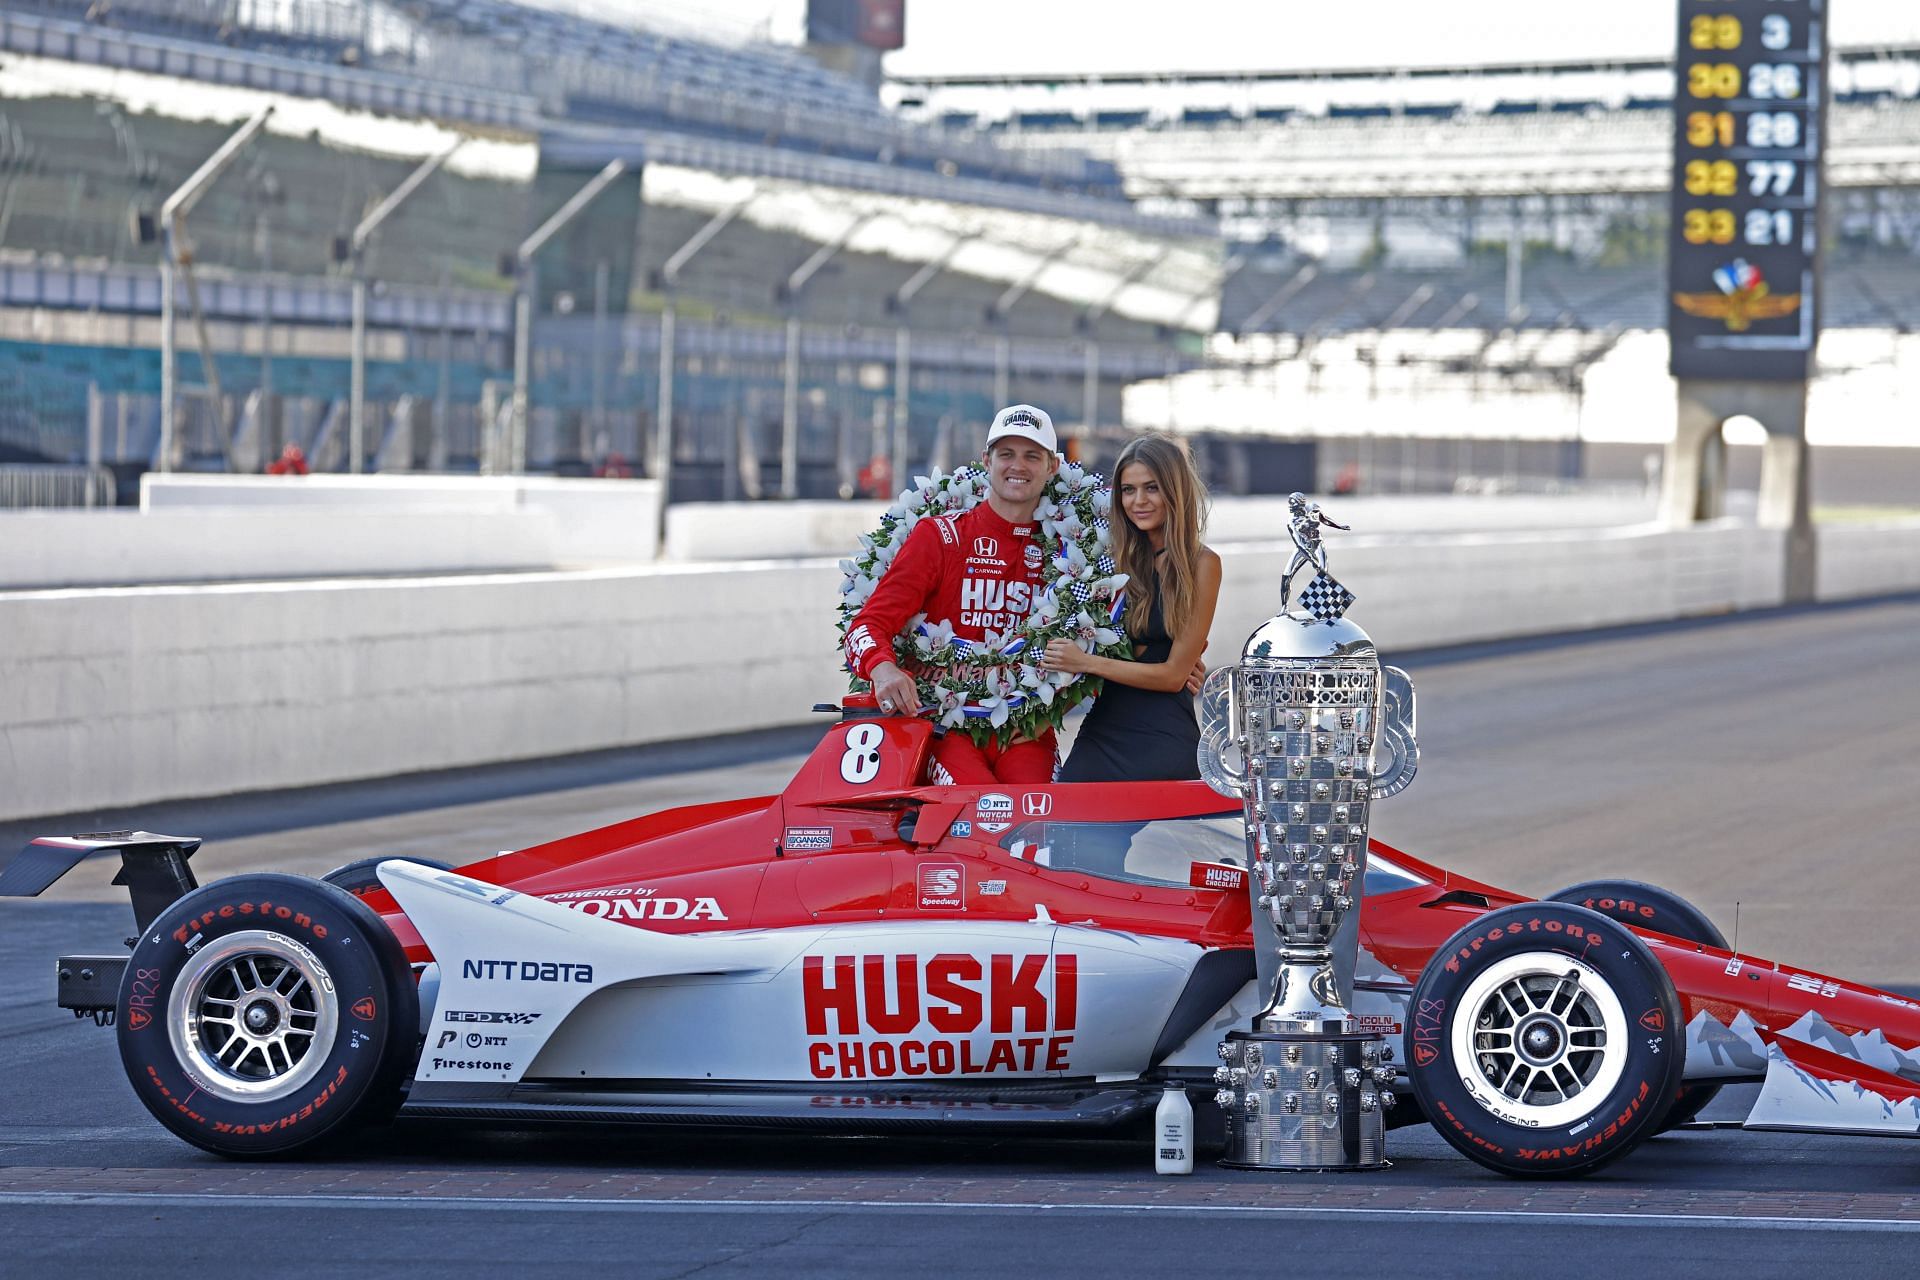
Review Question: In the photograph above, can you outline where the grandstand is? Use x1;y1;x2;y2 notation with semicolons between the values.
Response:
889;46;1920;483
5;1;1918;509
0;0;1224;501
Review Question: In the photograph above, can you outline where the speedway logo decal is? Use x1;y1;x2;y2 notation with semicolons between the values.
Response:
543;886;727;922
784;827;833;852
917;863;965;910
802;952;1076;1080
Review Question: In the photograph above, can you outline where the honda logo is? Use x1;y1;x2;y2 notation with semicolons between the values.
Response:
973;536;999;559
1022;793;1052;816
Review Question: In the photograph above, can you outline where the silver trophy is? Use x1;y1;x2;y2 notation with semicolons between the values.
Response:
1197;493;1419;1171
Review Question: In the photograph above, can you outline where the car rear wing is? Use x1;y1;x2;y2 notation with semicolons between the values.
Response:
0;831;202;931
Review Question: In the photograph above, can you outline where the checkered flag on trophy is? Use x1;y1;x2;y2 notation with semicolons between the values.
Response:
1299;570;1356;623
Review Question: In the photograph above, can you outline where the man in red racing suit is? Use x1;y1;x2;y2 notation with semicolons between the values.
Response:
845;405;1061;784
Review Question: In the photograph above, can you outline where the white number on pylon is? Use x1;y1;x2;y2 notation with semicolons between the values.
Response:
840;723;885;783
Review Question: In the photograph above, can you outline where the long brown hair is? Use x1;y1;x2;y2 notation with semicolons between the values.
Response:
1108;434;1209;641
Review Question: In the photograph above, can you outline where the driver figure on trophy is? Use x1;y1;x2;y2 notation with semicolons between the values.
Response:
1197;493;1420;1171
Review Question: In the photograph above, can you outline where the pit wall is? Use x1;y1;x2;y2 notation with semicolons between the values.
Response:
0;483;1655;590
8;515;1920;822
0;475;663;590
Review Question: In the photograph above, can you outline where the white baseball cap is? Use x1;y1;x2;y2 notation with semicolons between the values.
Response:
985;404;1057;453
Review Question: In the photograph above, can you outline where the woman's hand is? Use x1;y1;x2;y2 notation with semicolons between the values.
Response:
1041;638;1095;675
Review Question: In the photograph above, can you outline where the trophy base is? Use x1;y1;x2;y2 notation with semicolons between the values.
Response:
1216;1030;1389;1172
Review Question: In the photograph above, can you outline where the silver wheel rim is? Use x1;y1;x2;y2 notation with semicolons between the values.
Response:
166;929;340;1104
1448;951;1628;1130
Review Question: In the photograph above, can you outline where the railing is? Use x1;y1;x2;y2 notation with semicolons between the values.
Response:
0;462;114;508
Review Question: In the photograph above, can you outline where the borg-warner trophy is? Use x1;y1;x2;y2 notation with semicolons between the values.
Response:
1196;494;1420;1171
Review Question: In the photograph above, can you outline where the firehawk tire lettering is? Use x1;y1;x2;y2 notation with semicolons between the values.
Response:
1403;902;1685;1178
116;873;417;1157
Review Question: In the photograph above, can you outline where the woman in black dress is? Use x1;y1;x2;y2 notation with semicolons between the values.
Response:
1044;434;1222;782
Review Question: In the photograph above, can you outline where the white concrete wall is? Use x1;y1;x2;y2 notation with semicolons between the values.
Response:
4;514;1916;822
0;561;841;821
1205;523;1787;663
1814;519;1920;602
11;514;1889;825
663;491;1657;562
0;476;661;589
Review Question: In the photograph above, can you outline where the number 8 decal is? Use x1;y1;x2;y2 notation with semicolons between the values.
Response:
840;723;885;783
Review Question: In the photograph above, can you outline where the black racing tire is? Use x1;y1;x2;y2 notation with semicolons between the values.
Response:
1405;902;1685;1178
322;855;453;898
1547;879;1727;1133
117;873;418;1157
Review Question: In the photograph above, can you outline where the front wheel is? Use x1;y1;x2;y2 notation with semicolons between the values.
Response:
1546;879;1726;1132
1405;902;1684;1178
117;873;417;1157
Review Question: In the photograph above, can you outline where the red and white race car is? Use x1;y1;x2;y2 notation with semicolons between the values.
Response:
7;697;1917;1177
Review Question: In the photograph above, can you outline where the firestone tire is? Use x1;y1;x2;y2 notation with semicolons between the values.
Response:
117;873;417;1157
1547;879;1727;1133
1405;902;1685;1179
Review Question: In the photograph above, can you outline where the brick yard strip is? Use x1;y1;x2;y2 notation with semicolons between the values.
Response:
2;1167;1919;1226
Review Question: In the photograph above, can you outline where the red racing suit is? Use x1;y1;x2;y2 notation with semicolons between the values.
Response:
844;503;1055;784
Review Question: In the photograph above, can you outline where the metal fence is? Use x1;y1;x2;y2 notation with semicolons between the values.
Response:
0;463;114;508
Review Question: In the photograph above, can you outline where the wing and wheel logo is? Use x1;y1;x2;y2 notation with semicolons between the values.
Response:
1673;259;1801;332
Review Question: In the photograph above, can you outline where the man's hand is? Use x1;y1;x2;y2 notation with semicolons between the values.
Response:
1184;656;1208;695
869;661;921;716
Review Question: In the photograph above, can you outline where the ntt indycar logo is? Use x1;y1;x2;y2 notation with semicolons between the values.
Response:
802;952;1076;1080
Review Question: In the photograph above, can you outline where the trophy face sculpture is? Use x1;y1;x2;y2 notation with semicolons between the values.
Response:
1198;494;1419;1172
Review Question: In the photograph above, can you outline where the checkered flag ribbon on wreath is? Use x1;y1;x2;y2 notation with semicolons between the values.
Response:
1299;570;1356;623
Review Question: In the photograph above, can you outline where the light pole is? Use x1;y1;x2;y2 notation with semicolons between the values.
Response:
778;212;874;499
887;231;975;490
157;106;273;473
986;235;1080;410
511;158;628;475
652;194;752;548
348;141;461;475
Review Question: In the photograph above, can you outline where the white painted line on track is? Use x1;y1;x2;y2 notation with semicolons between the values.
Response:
0;1191;1917;1231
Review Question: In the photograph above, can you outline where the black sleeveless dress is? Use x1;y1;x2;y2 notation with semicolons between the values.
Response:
1057;571;1201;783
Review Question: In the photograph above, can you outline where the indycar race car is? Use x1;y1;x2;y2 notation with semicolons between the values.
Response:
7;695;1920;1178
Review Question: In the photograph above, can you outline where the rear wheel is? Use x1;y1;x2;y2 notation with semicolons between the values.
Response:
1547;879;1725;1131
117;874;417;1157
1405;902;1684;1178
